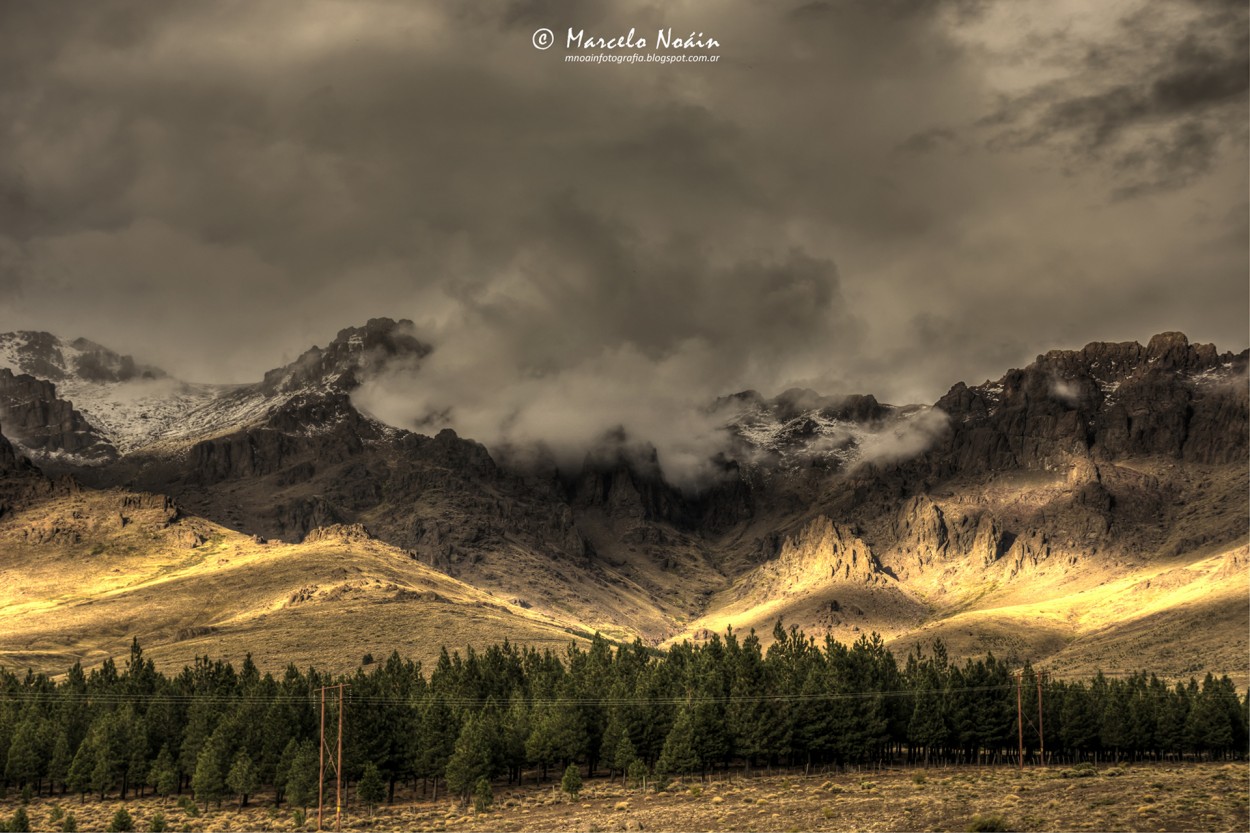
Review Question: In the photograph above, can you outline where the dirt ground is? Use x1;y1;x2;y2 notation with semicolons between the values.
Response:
5;761;1247;832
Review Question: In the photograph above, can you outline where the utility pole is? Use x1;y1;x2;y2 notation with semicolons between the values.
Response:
317;684;350;832
1015;671;1024;770
1036;670;1046;767
319;687;326;831
337;682;345;832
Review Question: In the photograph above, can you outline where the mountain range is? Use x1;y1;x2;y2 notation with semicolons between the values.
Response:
0;320;1246;685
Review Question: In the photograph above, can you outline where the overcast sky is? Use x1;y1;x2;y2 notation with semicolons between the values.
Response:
1;0;1246;452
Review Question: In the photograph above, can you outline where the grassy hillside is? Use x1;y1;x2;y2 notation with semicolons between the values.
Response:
0;489;595;675
0;472;1245;686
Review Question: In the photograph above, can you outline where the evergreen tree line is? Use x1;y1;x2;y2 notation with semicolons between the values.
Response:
0;625;1245;810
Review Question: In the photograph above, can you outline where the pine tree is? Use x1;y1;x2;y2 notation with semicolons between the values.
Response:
178;699;215;787
274;738;299;805
358;762;386;815
106;806;134;833
67;736;94;801
284;740;319;811
149;746;178;802
9;806;31;833
5;716;44;790
1060;684;1099;757
1187;675;1234;757
48;729;73;795
259;700;295;805
612;726;637;786
473;776;493;813
89;714;125;800
226;751;258;809
501;697;531;785
560;763;582;799
446;714;494;802
627;759;648;791
124;712;148;799
525;702;583;779
656;703;701;777
414;698;458;799
726;631;771;771
191;740;226;812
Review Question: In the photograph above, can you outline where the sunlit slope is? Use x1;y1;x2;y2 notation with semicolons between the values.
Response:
2;471;1244;686
0;490;594;675
667;514;932;647
669;458;1248;687
676;540;1247;689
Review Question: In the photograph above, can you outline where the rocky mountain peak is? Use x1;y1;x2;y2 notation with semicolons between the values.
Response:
260;317;430;395
0;331;164;383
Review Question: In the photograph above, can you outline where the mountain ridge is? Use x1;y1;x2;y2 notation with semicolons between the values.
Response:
0;325;1245;684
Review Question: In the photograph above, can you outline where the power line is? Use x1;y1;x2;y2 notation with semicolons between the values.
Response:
0;682;1018;706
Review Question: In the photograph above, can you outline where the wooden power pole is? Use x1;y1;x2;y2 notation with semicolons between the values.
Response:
1036;671;1046;766
318;684;350;832
319;687;326;831
337;682;345;830
1015;671;1024;770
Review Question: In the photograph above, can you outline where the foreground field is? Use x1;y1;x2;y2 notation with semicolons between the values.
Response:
7;762;1247;833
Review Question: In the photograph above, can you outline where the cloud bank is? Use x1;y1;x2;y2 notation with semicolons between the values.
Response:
0;0;1245;480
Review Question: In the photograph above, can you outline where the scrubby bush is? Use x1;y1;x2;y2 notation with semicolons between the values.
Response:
1059;762;1098;779
966;813;1010;832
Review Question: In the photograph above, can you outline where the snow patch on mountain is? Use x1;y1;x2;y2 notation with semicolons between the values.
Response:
720;396;938;472
0;332;294;455
55;378;263;454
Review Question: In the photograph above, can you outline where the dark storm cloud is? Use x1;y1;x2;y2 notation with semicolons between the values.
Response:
976;0;1248;196
897;127;959;154
0;0;1245;480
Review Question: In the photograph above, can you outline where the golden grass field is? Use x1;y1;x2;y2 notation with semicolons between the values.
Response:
0;490;595;675
4;762;1246;832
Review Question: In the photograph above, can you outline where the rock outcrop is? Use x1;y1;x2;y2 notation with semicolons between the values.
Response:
304;523;372;544
0;369;116;460
757;515;887;591
921;333;1248;477
0;421;16;473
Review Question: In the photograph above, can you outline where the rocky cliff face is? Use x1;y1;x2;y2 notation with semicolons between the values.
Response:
921;333;1248;478
0;369;116;460
0;419;75;520
733;515;890;609
775;515;886;584
0;421;18;473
